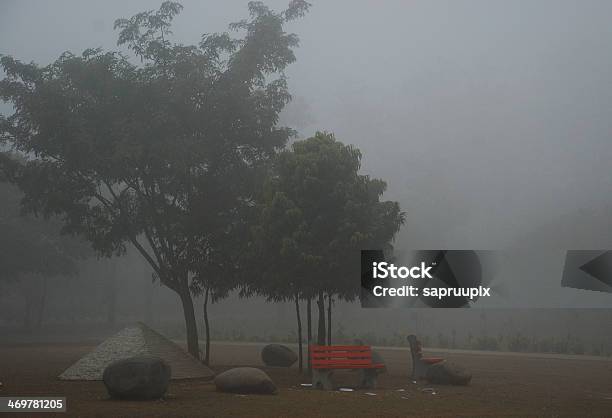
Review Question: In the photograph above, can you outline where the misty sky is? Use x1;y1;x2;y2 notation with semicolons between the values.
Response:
2;0;612;307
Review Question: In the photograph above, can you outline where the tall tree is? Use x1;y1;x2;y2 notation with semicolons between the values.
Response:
251;131;405;347
0;1;310;358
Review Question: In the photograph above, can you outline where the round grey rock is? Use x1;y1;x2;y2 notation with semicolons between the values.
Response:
261;344;297;367
102;356;171;400
425;361;472;385
214;367;277;394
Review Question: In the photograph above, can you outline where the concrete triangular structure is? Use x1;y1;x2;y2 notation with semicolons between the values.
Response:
59;322;214;380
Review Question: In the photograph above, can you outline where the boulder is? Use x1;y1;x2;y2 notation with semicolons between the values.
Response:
261;344;297;367
102;356;171;400
425;361;472;385
215;367;277;394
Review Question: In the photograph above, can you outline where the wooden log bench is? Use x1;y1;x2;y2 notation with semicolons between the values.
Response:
309;345;385;390
407;334;445;379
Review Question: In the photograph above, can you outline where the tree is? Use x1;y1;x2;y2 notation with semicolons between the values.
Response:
244;216;309;370
0;1;310;358
0;179;84;329
251;132;405;354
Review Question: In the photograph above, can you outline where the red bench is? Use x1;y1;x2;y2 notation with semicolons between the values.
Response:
309;345;385;390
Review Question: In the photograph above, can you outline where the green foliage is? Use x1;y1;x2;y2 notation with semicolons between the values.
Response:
472;335;501;351
0;0;308;285
114;1;183;60
0;1;310;356
249;131;405;302
0;180;86;282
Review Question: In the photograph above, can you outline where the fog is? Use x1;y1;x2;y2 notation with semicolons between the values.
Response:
1;1;611;348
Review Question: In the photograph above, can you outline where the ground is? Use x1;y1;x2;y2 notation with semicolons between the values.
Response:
1;342;611;417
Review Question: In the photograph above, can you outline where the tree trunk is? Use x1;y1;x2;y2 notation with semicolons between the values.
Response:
36;274;48;329
179;287;200;359
23;289;32;331
295;293;303;372
306;297;312;372
327;293;333;345
144;270;153;325
203;287;211;365
69;285;77;324
107;263;117;326
316;292;326;345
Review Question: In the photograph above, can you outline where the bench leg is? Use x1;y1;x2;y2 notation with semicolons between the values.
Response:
359;369;378;389
412;360;429;380
312;369;334;390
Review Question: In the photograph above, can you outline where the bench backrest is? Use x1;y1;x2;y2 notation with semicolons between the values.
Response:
407;334;423;361
309;345;374;368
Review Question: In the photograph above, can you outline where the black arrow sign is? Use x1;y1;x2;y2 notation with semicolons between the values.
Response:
579;251;612;287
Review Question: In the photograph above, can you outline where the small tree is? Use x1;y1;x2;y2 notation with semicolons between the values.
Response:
252;131;404;351
0;1;310;358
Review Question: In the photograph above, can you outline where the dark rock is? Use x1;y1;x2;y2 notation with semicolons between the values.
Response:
102;356;171;400
425;361;472;385
261;344;297;367
214;367;277;394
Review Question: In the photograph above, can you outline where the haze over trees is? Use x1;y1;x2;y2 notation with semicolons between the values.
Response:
0;1;404;366
0;0;312;359
0;175;88;329
2;1;611;375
